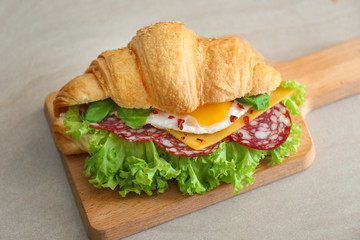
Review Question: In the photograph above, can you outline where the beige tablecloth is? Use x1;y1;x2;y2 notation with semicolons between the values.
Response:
0;0;359;239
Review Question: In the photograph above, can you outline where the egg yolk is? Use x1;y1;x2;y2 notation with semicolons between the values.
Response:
189;102;233;126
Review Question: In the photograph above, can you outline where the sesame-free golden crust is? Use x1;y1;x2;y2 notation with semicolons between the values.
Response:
53;21;282;117
52;119;87;155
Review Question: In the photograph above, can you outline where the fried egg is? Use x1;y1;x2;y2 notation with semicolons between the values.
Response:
146;101;251;134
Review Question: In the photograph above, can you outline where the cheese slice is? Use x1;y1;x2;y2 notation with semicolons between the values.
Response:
168;87;296;150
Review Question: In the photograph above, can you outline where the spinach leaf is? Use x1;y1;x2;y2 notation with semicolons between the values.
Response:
236;93;270;110
85;98;116;123
117;107;152;129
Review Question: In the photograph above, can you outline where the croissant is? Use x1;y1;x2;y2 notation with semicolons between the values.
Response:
53;21;282;155
54;21;281;117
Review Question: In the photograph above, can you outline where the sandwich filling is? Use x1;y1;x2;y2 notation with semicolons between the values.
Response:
63;80;306;196
89;102;291;157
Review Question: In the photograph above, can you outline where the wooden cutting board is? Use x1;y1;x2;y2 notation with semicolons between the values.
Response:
44;37;360;240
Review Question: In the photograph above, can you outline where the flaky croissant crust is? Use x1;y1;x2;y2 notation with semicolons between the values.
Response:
54;21;282;116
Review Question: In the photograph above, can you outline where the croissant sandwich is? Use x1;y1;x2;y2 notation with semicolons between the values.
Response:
52;22;306;196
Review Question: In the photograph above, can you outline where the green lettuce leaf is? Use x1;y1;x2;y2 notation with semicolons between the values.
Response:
117;107;152;129
236;93;270;110
158;142;266;195
64;105;90;140
84;131;180;196
84;133;268;196
281;80;306;115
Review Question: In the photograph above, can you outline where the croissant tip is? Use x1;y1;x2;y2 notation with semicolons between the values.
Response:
136;21;185;35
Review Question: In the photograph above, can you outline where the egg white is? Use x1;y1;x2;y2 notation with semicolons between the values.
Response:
146;101;251;134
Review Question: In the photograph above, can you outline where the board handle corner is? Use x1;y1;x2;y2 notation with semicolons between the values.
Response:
273;37;360;114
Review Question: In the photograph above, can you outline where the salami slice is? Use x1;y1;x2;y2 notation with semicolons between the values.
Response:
113;125;166;142
90;116;128;131
229;102;292;150
154;133;221;157
90;116;221;156
90;116;166;142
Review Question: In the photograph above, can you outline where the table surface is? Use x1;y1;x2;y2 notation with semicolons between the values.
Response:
1;0;359;239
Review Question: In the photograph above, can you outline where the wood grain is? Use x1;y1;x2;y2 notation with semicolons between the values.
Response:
273;37;360;115
44;37;360;240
